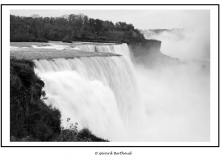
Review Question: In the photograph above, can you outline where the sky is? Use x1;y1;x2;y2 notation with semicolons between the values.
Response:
10;10;209;30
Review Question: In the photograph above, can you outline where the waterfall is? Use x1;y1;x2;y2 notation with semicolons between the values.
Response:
75;44;96;52
76;43;131;59
113;43;131;59
33;54;139;141
18;41;209;142
95;45;115;53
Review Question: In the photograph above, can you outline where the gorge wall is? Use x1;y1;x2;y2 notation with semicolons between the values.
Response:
129;39;162;55
129;39;180;68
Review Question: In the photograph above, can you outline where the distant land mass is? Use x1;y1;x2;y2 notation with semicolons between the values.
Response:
10;14;146;44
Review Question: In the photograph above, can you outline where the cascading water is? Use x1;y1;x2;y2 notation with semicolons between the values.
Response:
96;43;131;59
113;43;131;59
33;47;141;141
31;41;210;142
76;43;131;59
75;44;96;52
95;45;115;53
9;39;209;142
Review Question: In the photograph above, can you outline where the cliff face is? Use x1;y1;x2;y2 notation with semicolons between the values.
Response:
129;39;161;56
129;40;180;68
10;58;62;141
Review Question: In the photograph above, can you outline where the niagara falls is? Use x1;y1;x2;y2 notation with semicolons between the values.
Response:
8;9;211;143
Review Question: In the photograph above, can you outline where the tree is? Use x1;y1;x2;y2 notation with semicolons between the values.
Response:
10;13;145;43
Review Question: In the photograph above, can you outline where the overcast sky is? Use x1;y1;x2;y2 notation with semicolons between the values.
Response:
10;10;209;30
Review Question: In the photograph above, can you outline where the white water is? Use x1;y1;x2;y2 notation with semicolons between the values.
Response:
10;46;28;50
33;43;210;142
76;43;131;59
113;43;131;59
32;43;80;50
34;55;143;141
32;44;69;50
76;45;96;52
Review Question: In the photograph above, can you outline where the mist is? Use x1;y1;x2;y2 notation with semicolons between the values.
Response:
131;11;210;141
131;62;210;141
142;10;210;60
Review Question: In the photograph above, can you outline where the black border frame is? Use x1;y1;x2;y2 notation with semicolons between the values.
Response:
1;4;219;147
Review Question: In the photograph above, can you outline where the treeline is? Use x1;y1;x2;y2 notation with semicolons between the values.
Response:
10;14;145;44
10;57;108;142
